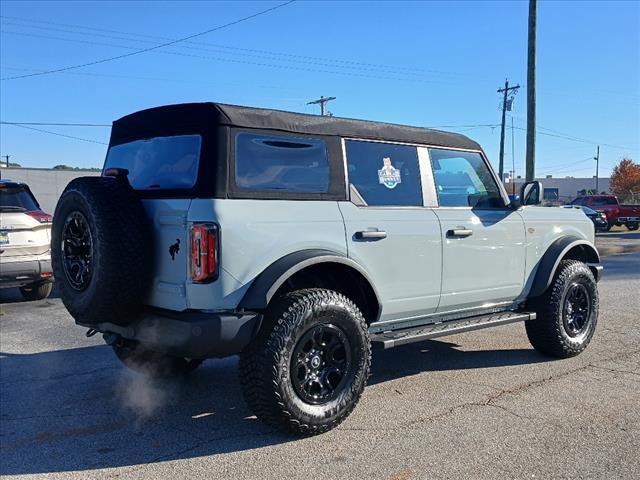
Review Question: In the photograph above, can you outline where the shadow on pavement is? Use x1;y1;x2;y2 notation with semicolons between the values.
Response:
0;333;549;475
0;284;60;304
369;339;548;386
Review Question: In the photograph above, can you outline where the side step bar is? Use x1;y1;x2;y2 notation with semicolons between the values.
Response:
370;310;536;350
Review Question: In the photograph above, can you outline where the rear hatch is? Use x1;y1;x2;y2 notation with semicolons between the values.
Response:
0;184;51;258
103;134;202;311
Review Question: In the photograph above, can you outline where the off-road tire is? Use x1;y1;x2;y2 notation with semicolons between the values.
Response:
239;289;371;435
627;222;639;231
526;260;598;358
112;339;203;377
19;282;53;301
51;177;152;326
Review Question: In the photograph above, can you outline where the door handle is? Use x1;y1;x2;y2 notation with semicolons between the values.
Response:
355;229;387;240
447;227;473;238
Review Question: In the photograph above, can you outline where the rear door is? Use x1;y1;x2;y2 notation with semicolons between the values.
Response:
339;139;442;324
428;147;526;312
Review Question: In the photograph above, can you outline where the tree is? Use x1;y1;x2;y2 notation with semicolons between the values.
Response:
610;158;640;195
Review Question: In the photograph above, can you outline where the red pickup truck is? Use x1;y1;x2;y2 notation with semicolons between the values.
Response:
570;195;640;230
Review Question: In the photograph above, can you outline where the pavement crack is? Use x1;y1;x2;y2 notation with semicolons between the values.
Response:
588;364;640;377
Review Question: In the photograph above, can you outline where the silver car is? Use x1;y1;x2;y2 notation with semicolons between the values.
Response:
0;180;53;300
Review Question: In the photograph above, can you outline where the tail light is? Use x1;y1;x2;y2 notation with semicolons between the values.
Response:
25;211;53;223
190;223;219;283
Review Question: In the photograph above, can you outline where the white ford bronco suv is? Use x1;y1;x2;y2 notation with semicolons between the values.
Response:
52;103;602;435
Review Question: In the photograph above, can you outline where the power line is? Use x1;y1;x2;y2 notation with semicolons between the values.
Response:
0;29;453;85
2;123;108;145
1;121;110;127
510;115;637;151
1;1;296;81
510;125;636;152
0;15;488;80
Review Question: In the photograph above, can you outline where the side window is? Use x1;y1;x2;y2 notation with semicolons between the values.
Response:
429;148;505;208
235;132;329;193
345;140;423;206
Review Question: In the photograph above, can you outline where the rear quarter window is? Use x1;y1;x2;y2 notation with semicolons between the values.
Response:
235;133;330;193
104;135;201;190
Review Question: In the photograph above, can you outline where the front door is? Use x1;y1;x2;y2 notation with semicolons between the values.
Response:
339;139;442;324
427;147;526;312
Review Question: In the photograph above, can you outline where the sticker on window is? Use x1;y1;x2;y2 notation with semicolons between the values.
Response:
378;157;402;189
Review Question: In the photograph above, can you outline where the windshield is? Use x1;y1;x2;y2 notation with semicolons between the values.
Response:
103;134;201;190
0;186;39;212
591;197;616;206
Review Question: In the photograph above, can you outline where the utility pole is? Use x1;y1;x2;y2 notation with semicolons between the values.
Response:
497;79;520;181
594;145;600;192
2;155;9;167
511;116;516;194
307;96;336;116
525;0;537;181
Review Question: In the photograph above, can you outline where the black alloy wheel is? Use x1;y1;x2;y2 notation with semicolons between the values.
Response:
562;283;591;337
291;324;352;405
61;211;94;291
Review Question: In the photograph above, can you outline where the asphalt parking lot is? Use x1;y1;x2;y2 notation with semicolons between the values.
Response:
1;250;639;479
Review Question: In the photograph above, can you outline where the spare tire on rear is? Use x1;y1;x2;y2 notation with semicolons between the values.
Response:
51;176;153;326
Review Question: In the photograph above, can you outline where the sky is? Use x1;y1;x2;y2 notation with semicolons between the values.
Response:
0;0;638;179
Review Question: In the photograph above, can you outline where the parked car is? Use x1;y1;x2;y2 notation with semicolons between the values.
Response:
52;103;602;435
0;179;53;300
571;194;640;230
563;205;608;232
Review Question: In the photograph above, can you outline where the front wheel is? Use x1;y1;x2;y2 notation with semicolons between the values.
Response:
20;282;53;301
239;289;371;435
626;222;639;231
526;260;599;358
112;339;203;377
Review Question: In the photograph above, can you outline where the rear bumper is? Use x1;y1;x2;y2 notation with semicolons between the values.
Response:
0;255;53;288
82;308;262;359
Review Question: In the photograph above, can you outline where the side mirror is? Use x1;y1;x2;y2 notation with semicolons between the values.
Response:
508;194;521;209
520;181;542;206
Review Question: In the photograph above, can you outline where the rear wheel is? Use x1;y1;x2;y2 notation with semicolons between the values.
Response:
239;289;371;435
526;260;598;358
19;282;53;301
112;339;202;377
626;222;639;231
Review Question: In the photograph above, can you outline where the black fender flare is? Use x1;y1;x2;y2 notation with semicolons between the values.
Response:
528;236;601;299
238;249;382;315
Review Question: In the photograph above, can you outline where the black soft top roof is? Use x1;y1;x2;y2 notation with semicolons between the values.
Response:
110;102;482;151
